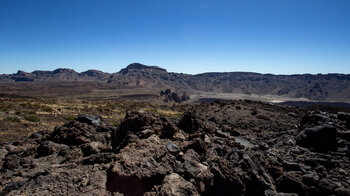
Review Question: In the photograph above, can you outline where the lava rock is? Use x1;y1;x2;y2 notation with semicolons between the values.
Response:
160;89;190;103
159;173;199;196
50;120;108;146
37;141;70;157
296;125;337;152
81;142;105;156
75;114;102;126
82;153;115;165
277;173;308;196
166;142;180;154
112;110;178;150
3;154;21;170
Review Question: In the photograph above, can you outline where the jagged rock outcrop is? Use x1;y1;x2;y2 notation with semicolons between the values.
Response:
160;89;190;103
0;115;116;195
1;101;350;195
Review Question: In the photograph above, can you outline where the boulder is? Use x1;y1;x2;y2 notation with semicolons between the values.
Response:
178;111;217;134
159;173;200;196
81;141;106;156
182;149;202;179
3;154;21;170
112;110;178;150
75;114;102;126
160;89;190;103
107;135;176;195
50;120;108;146
276;173;308;196
37;141;70;157
296;125;337;152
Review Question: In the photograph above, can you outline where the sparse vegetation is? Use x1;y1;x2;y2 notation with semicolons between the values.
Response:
4;116;20;122
25;114;40;122
65;115;75;121
42;105;53;113
0;96;190;143
111;120;121;127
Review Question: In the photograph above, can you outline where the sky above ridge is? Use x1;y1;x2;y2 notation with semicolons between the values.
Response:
0;0;349;75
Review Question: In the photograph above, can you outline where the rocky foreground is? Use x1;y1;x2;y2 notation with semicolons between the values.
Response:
0;100;350;196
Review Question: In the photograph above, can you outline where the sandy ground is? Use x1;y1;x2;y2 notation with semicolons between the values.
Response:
189;91;311;103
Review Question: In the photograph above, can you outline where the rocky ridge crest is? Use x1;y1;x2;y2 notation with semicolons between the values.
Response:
1;63;350;101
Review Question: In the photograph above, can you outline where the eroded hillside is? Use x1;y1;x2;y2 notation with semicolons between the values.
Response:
1;63;350;102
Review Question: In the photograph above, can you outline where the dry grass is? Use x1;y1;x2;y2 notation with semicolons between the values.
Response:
0;96;190;143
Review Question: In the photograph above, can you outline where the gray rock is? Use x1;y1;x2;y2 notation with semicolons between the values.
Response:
166;142;180;154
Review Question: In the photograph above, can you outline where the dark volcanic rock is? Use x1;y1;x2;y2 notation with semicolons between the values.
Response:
160;89;190;103
111;110;178;150
0;115;116;195
50;119;110;146
296;125;337;152
107;135;176;195
37;141;70;157
277;173;308;196
3;154;21;170
1;100;350;195
75;114;102;126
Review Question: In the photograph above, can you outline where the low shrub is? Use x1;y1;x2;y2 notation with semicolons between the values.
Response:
42;105;53;113
65;115;75;121
25;114;40;122
4;117;20;122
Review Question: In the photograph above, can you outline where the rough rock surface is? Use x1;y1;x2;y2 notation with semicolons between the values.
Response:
160;89;190;103
0;115;114;196
1;100;350;195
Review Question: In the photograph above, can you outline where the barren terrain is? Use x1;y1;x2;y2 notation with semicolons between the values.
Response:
0;63;350;195
0;100;349;195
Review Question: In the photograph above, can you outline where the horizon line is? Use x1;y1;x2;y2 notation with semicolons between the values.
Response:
1;63;350;76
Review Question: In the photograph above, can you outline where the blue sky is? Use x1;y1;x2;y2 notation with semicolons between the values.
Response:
0;0;349;74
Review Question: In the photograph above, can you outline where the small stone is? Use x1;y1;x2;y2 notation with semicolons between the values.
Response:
173;133;186;141
204;135;211;143
0;148;8;159
166;142;180;153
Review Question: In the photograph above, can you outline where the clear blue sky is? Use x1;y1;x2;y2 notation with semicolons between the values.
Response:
0;0;349;74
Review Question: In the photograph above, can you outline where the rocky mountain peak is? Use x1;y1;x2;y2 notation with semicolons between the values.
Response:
81;69;106;76
15;70;29;75
120;63;167;73
52;68;77;74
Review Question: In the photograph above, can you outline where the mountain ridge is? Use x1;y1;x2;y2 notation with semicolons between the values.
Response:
2;63;349;76
1;63;350;102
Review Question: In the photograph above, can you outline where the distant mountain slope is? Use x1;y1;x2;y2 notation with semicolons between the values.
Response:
1;63;350;101
0;69;110;82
